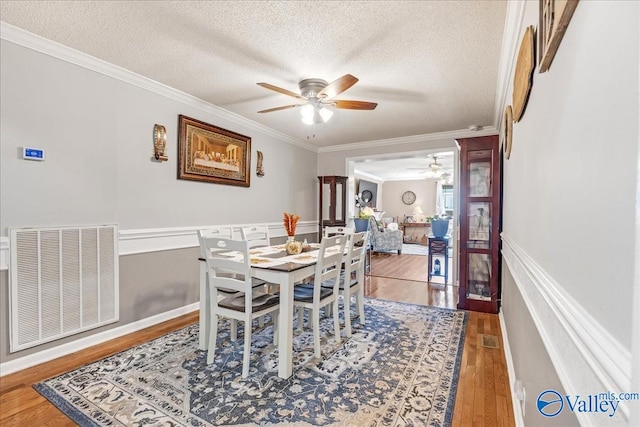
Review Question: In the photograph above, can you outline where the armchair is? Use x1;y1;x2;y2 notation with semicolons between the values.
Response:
368;217;403;254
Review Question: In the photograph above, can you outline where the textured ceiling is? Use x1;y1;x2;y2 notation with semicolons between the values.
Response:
0;1;507;148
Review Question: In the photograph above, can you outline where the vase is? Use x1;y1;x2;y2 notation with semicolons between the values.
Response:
354;218;370;233
431;220;450;238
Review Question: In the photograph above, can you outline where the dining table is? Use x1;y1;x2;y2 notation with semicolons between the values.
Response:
198;242;332;379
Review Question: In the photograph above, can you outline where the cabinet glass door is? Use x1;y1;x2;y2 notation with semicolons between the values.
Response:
467;202;491;249
335;179;344;223
467;253;492;301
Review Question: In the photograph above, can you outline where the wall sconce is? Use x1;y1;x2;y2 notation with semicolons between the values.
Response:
153;124;168;161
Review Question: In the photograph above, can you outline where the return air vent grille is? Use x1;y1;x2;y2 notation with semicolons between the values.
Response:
9;225;119;352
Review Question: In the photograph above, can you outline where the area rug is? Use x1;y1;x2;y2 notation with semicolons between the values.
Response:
34;298;467;426
401;243;428;256
374;244;428;256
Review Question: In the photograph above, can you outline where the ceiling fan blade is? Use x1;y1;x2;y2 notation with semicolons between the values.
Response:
257;82;306;100
317;74;359;99
257;104;302;113
331;100;378;110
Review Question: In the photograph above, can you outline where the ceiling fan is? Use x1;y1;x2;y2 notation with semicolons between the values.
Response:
407;156;445;177
256;74;377;124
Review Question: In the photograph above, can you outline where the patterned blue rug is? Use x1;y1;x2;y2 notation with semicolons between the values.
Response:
34;298;467;426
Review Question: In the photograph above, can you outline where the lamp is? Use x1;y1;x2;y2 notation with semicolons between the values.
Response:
301;104;333;125
413;205;424;222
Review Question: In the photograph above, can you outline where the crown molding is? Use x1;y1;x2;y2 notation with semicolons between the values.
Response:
353;169;386;183
0;22;317;153
317;127;498;153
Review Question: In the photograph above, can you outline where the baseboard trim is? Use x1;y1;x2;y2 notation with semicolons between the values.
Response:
0;303;198;377
499;310;525;427
501;234;632;425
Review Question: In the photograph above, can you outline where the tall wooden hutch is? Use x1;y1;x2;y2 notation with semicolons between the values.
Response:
457;135;502;313
317;176;347;240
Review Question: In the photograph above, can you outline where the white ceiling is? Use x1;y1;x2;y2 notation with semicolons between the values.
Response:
0;1;507;149
354;151;455;182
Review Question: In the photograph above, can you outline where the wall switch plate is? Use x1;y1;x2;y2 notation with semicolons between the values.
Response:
23;147;45;161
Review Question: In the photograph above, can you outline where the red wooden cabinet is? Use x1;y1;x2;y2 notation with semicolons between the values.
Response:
318;176;348;241
457;136;502;314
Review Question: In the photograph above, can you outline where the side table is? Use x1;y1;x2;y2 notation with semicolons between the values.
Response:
428;236;449;284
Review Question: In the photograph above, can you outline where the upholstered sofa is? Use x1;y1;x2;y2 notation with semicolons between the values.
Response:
368;217;403;254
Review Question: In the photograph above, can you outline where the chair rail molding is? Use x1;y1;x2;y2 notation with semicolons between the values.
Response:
0;221;317;267
0;236;9;270
119;221;317;255
501;233;632;425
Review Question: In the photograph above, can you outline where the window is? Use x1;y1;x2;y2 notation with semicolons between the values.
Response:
443;185;454;214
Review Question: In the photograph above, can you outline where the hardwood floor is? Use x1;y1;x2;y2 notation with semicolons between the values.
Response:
368;253;515;427
0;254;515;427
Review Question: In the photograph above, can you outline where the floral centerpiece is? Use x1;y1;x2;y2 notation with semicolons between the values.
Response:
283;212;300;238
283;213;302;254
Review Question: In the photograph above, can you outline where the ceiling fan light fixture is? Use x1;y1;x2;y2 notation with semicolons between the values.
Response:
300;104;333;125
301;104;314;118
319;107;333;122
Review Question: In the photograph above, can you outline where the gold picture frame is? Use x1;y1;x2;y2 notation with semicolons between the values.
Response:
177;115;251;187
539;0;579;73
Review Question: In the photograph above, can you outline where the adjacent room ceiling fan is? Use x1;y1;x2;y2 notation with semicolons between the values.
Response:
407;156;445;177
256;74;377;125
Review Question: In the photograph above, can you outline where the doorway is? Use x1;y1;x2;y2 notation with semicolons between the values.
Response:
345;149;460;308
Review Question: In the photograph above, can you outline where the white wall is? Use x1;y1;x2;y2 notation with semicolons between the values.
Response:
0;31;319;368
499;1;638;425
502;0;636;350
381;179;438;222
0;38;318;234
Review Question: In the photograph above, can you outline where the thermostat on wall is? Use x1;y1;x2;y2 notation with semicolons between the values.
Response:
23;147;45;161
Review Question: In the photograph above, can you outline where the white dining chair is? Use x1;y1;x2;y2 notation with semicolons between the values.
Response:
200;235;280;378
323;226;354;238
198;226;274;341
240;224;276;302
240;224;271;248
293;234;348;358
322;231;368;337
198;228;239;344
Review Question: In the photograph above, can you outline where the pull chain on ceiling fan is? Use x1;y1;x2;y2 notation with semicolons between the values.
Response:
256;74;377;124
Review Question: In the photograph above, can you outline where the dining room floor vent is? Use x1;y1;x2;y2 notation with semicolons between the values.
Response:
9;225;119;352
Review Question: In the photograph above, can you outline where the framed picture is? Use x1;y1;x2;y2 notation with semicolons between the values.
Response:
177;115;251;187
539;0;579;73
